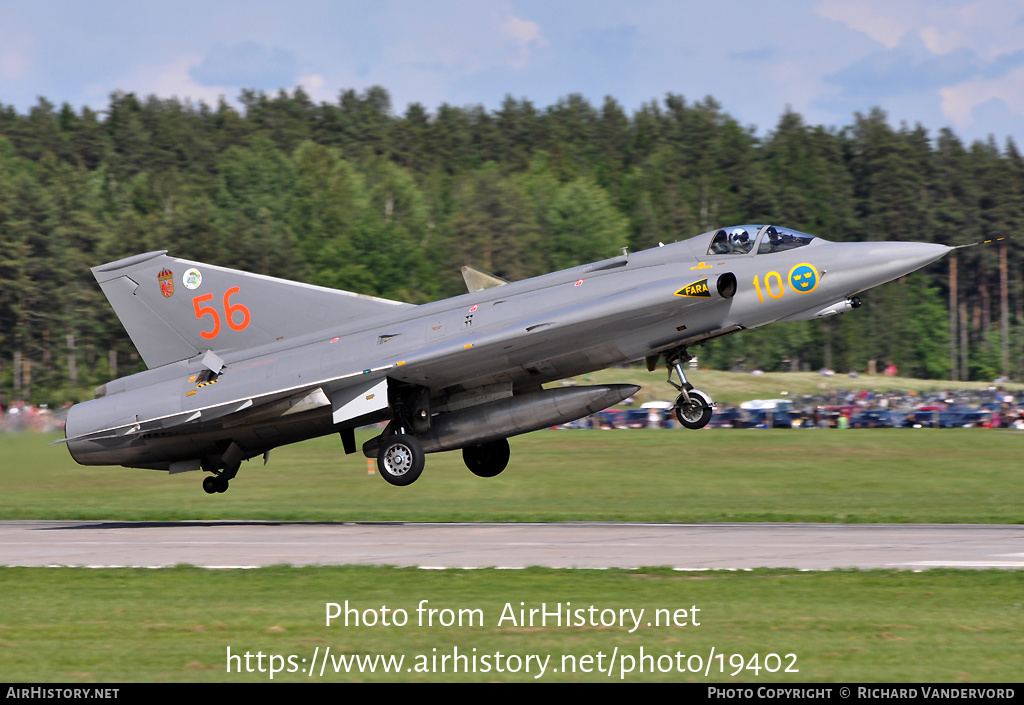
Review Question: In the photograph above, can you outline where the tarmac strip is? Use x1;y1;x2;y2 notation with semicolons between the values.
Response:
1;521;1023;570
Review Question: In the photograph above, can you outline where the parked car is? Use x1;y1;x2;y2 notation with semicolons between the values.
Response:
594;409;627;429
849;410;908;428
937;409;990;428
709;407;747;428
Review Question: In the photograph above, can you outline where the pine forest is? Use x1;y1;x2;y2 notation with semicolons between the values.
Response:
1;86;1022;406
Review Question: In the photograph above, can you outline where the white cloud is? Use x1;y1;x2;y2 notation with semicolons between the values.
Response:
0;28;33;80
816;1;1024;59
940;66;1024;128
380;2;546;74
505;14;542;44
918;25;962;57
916;1;1024;61
503;13;547;69
763;60;835;124
296;73;332;103
100;57;340;111
815;0;1024;136
100;55;230;106
815;0;907;49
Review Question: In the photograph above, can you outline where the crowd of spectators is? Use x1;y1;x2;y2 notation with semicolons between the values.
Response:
4;383;1023;433
0;400;69;433
678;385;1022;430
580;380;1024;430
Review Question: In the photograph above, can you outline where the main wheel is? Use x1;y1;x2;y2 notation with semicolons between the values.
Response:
202;475;230;494
377;434;425;486
463;438;510;478
674;389;714;429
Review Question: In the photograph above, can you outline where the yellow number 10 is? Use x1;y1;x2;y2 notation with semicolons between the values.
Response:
753;272;785;303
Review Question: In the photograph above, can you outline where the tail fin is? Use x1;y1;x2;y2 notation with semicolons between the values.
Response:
92;251;411;369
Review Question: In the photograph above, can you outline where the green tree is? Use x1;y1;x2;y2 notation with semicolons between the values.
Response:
547;177;629;269
288;141;370;291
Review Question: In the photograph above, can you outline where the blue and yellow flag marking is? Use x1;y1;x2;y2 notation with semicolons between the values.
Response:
788;263;819;294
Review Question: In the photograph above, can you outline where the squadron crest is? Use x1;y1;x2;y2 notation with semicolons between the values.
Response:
158;269;174;298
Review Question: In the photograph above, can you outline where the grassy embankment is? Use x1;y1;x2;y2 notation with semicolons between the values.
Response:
3;369;1021;683
4;425;1020;523
1;566;1021;682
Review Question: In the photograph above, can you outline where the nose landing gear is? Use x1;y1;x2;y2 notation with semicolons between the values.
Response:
674;387;714;429
666;351;714;430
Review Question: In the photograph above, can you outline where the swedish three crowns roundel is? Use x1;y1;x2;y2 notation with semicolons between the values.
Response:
788;263;819;293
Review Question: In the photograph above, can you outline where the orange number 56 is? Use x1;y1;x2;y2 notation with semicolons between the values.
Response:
192;287;251;340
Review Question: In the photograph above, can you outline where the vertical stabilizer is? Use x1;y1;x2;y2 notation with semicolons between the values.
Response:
92;251;412;369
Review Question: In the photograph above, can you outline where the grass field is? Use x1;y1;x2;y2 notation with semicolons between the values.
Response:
2;396;1022;683
1;566;1022;682
3;427;1021;523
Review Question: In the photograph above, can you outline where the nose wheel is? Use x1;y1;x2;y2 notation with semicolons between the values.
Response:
665;351;714;430
674;387;713;429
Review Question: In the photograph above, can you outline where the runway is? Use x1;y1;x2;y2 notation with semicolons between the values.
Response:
2;521;1023;570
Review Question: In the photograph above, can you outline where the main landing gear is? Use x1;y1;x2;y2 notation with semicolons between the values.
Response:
201;442;243;494
666;351;714;430
374;434;511;486
374;383;512;487
202;474;230;494
377;434;425;486
462;438;510;478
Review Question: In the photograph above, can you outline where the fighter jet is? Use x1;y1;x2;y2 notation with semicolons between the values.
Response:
58;225;949;492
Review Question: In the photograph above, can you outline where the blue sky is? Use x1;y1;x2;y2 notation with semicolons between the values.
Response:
2;0;1024;146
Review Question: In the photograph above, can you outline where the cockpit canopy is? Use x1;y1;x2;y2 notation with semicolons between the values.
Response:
707;225;816;256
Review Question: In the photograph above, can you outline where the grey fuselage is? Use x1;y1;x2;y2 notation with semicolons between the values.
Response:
64;225;950;472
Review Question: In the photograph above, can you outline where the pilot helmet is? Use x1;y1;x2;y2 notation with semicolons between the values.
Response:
729;229;750;249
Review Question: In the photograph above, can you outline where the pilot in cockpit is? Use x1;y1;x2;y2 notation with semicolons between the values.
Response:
729;228;751;253
709;229;730;254
759;225;780;253
708;227;754;255
709;224;816;257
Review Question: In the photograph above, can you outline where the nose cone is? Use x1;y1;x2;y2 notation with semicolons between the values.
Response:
831;241;951;295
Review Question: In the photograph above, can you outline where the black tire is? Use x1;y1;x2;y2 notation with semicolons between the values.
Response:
674;389;713;429
202;476;218;494
463;438;511;478
377;434;425;486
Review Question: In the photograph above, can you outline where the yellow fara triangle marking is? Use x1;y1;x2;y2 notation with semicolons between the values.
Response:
675;279;711;297
690;262;713;270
